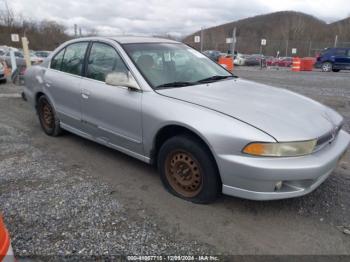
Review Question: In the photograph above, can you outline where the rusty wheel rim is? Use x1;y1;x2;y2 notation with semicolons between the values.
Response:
40;100;54;129
165;150;203;198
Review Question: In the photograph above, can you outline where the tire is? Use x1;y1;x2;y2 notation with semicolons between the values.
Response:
332;69;340;72
37;95;62;136
157;135;221;204
322;62;333;72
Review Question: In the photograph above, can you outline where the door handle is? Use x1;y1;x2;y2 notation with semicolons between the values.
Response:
81;89;90;99
82;88;90;94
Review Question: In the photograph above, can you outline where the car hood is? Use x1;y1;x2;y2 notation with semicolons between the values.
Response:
156;78;343;142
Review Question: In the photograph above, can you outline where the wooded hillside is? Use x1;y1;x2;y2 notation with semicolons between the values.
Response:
183;11;350;56
0;4;70;51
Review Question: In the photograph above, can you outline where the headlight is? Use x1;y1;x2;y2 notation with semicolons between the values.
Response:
243;140;317;157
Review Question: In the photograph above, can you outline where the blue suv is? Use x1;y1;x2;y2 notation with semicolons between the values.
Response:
315;48;350;72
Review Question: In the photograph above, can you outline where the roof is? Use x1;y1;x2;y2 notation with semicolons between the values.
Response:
108;36;179;44
59;36;180;50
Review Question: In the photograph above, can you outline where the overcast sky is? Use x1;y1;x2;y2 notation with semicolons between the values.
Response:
8;0;350;37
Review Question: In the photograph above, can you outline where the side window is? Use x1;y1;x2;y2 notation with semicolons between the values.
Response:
87;42;128;82
334;49;346;56
15;52;23;58
61;42;88;76
50;48;65;70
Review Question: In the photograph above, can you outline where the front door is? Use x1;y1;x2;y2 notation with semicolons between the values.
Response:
81;41;143;154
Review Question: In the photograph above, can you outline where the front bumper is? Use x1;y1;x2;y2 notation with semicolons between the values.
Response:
219;129;350;200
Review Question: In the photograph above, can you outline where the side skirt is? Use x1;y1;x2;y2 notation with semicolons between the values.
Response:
60;122;151;164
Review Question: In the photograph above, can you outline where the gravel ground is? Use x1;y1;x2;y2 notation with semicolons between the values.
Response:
0;84;217;258
0;68;350;259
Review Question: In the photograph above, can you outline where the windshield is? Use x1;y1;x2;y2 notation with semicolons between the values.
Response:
122;43;232;89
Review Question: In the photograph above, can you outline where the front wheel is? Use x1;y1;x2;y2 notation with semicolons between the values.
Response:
158;135;221;204
322;62;333;72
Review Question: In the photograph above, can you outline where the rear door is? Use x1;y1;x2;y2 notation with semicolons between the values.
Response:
44;42;89;131
80;41;143;154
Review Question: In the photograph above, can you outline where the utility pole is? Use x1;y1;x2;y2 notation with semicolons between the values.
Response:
232;27;237;57
285;39;289;57
200;27;204;52
79;27;82;37
334;35;338;48
308;41;312;57
74;24;78;37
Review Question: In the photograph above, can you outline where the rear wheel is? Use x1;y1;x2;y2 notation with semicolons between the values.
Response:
37;95;62;136
322;62;332;72
158;135;220;204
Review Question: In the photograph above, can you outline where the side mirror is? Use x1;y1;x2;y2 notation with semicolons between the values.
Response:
105;71;141;91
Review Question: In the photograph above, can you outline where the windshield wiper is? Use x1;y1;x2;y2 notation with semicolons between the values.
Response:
197;75;235;83
155;81;196;89
155;75;235;89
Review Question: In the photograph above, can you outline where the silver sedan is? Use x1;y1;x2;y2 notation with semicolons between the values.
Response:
24;37;350;203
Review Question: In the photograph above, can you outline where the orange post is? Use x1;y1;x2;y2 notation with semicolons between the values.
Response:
218;56;234;72
292;57;301;72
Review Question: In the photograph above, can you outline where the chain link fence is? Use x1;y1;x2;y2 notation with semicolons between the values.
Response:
187;36;350;57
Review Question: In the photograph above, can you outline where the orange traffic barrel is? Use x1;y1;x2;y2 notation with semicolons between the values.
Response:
218;56;234;72
0;215;11;261
292;57;301;72
301;57;315;71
